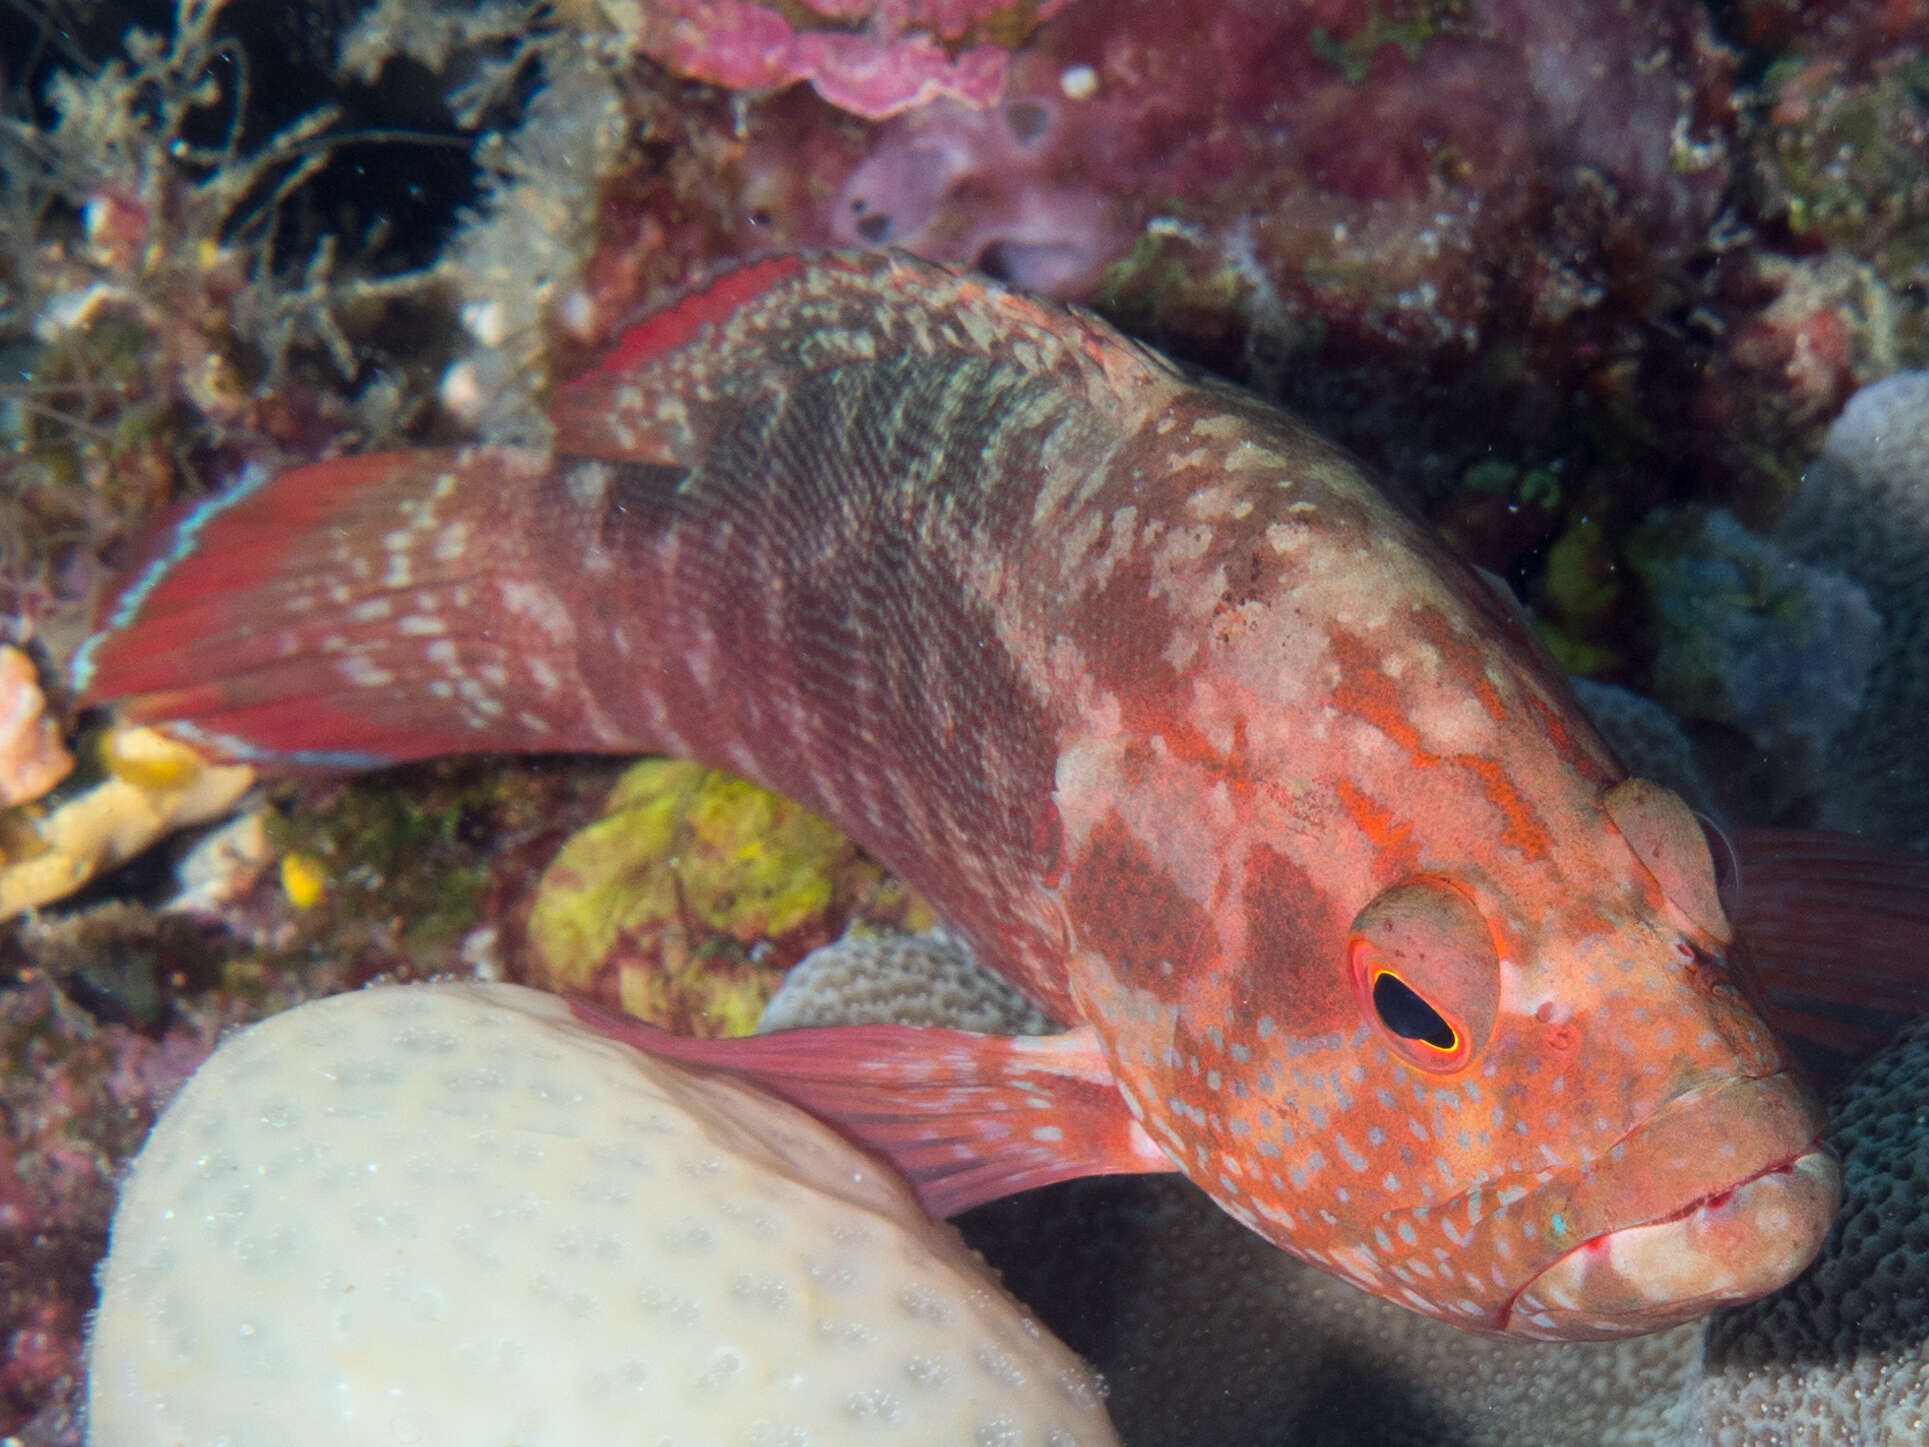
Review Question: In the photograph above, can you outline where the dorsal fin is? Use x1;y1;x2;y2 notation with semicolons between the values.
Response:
550;249;1167;467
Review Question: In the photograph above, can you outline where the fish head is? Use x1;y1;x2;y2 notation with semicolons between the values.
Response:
1060;745;1837;1341
1331;775;1837;1339
1043;406;1836;1340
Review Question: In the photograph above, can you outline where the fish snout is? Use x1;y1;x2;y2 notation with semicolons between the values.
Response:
1503;1071;1839;1340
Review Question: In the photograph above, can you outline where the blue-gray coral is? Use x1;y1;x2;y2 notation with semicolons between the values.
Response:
1630;507;1880;794
1566;677;1715;817
1775;370;1929;848
760;925;1055;1035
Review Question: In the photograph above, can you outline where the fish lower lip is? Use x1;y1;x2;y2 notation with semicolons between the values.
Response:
1504;1143;1839;1340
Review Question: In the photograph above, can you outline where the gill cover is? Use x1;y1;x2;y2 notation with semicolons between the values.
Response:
1603;778;1731;944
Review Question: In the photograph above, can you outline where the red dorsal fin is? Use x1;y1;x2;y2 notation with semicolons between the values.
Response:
1735;828;1929;1088
569;1001;1175;1218
595;253;810;376
73;447;645;769
552;252;873;469
549;249;1151;469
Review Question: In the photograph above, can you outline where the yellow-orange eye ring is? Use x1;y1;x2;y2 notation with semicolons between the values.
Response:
1345;879;1498;1075
1350;940;1476;1072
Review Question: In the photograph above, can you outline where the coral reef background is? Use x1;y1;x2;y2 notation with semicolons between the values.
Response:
3;0;1929;1440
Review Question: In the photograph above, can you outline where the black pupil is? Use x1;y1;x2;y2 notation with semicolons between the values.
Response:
1372;972;1457;1051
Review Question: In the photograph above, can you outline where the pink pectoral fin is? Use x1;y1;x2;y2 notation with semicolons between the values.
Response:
1736;828;1929;1086
569;1002;1176;1218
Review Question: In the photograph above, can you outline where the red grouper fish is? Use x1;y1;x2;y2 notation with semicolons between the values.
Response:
75;250;1839;1340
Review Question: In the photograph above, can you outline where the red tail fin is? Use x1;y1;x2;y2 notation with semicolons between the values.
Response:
74;448;634;768
569;1002;1175;1217
1736;828;1929;1087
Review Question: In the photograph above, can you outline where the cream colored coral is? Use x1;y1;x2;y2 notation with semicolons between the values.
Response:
88;981;1119;1446
0;645;74;808
0;724;253;918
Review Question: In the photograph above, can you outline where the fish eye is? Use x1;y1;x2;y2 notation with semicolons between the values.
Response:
1347;880;1498;1073
1370;971;1458;1051
1602;778;1732;945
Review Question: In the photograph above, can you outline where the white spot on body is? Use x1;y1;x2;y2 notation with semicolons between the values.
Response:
339;652;396;690
527;658;561;696
565;460;613;509
432;521;472;564
498;580;575;644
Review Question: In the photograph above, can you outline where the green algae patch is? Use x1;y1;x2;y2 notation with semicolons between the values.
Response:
1308;0;1471;85
261;756;594;983
1752;54;1929;284
1535;518;1628;676
526;759;698;981
524;760;922;1037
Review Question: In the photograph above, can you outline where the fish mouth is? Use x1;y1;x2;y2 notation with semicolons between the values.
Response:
1499;1072;1839;1341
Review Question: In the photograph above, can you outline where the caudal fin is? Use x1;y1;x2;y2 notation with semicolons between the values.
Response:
74;448;631;768
569;1002;1174;1218
1736;828;1929;1087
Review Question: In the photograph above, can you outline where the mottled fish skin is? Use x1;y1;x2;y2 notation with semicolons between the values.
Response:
750;921;1929;1446
962;1019;1929;1447
76;251;1836;1340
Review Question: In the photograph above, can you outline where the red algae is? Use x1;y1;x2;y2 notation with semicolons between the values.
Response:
606;0;1076;119
0;978;217;1438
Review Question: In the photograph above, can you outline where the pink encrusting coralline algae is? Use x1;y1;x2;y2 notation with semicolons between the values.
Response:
614;0;1074;120
75;250;1838;1341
